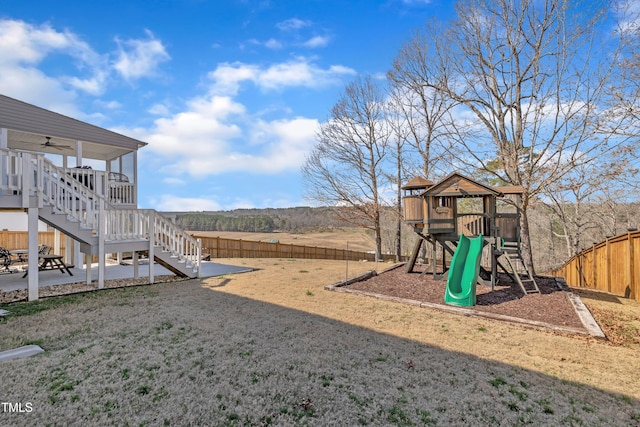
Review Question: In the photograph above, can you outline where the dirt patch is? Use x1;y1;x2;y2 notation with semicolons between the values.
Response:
342;264;586;332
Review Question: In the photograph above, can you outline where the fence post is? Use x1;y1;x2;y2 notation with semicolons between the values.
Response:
629;232;636;300
592;243;597;291
606;238;611;293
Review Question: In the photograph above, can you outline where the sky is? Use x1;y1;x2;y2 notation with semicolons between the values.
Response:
0;0;453;212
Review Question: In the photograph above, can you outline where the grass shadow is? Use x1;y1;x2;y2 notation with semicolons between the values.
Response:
0;279;638;425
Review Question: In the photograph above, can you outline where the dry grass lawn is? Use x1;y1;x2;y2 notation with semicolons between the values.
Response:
191;228;377;252
0;258;639;426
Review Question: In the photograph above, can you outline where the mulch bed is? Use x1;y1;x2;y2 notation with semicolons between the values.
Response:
344;263;586;331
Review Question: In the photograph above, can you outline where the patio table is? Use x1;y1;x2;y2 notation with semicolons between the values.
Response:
22;254;73;278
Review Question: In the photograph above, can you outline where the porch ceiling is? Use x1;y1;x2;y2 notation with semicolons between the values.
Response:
0;94;147;161
8;130;134;161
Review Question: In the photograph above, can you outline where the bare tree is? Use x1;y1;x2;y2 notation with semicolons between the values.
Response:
543;164;603;257
302;75;390;259
386;95;409;262
387;23;458;180
411;0;638;274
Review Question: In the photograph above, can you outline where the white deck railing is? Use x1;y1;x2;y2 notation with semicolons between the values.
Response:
55;166;135;206
103;208;202;271
1;148;200;274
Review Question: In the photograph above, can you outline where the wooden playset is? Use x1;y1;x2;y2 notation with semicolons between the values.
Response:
402;172;539;296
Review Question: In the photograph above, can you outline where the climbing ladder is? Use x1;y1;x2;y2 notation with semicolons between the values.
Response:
500;247;540;295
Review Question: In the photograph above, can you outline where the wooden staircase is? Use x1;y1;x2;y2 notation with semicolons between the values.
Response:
1;149;200;279
500;247;540;295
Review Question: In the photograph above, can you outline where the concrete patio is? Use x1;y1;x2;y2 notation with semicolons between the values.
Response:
0;260;253;293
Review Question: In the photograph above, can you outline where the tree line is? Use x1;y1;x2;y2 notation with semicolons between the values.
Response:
302;0;640;271
169;207;352;232
174;214;277;232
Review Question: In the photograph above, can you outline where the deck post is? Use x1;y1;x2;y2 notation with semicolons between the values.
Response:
85;254;92;285
27;206;39;301
197;238;202;278
54;228;61;256
133;251;139;279
98;198;105;288
74;241;81;273
148;211;155;284
1;128;7;190
64;235;72;265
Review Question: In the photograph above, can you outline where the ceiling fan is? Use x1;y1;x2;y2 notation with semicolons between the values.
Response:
41;136;71;150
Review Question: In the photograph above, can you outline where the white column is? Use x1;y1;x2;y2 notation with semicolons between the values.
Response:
65;235;73;265
27;207;39;301
74;241;81;271
98;198;105;288
197;238;202;278
0;128;7;192
75;141;82;167
86;253;92;285
54;229;61;255
133;251;139;279
21;153;31;207
133;151;138;206
148;211;155;284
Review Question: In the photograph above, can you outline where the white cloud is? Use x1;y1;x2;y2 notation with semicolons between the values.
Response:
0;66;82;116
153;195;222;211
0;18;109;105
302;35;330;48
615;0;640;34
208;57;356;95
276;18;311;31
144;95;245;160
135;90;319;178
148;103;171;116
129;56;354;180
246;37;283;50
94;99;122;110
207;62;259;95
113;29;170;81
148;115;318;176
264;38;283;49
0;19;97;65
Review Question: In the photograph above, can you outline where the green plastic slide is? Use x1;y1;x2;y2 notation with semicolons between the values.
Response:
444;234;483;307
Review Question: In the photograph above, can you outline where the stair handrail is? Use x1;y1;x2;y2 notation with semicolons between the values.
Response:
151;210;201;272
37;155;102;231
5;148;200;275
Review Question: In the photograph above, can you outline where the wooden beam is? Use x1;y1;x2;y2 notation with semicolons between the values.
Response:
629;232;636;300
405;238;423;273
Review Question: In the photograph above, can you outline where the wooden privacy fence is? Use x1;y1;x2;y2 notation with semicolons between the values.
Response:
0;230;68;257
1;230;394;263
194;235;395;262
549;230;640;301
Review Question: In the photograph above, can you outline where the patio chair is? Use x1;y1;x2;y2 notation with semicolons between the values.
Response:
37;245;51;263
0;247;12;272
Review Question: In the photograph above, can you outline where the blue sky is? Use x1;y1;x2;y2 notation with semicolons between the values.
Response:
0;0;452;211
